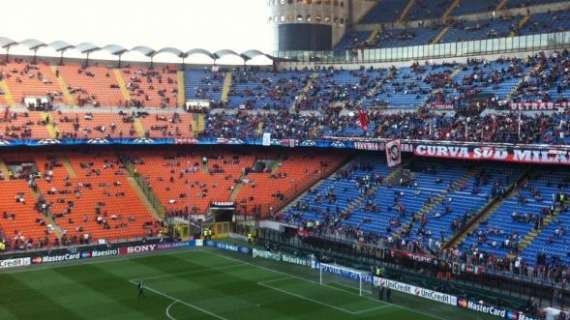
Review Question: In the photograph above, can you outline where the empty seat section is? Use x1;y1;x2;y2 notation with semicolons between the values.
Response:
0;60;63;105
122;65;178;108
52;112;138;139
59;64;123;107
0;180;54;250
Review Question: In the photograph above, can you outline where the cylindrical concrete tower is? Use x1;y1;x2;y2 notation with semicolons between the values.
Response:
268;0;349;52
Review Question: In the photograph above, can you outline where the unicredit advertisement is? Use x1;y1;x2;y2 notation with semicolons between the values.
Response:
373;277;457;306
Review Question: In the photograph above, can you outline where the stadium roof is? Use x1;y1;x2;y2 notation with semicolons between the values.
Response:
0;36;276;62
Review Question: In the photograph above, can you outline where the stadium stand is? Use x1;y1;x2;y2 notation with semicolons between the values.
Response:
337;0;570;50
0;110;50;140
52;111;139;140
0;60;63;106
34;153;160;244
228;69;306;110
407;0;454;21
519;9;570;35
360;0;410;24
441;17;520;43
451;0;501;16
121;65;179;108
58;64;123;107
5;3;570;319
184;68;224;104
0;178;55;250
128;150;346;217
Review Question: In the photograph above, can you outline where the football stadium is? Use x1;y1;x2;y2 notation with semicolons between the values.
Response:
1;0;570;318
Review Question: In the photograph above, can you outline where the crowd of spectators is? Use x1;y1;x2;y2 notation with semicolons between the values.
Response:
124;66;178;108
201;105;570;145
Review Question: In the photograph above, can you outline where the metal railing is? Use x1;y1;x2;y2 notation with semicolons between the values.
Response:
120;156;166;218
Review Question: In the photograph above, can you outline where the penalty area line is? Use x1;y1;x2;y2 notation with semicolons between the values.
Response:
204;249;448;320
166;301;177;320
257;280;360;315
129;280;228;320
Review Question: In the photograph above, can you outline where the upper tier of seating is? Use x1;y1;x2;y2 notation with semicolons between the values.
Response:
0;49;567;114
185;69;223;103
361;0;565;24
407;0;454;21
519;9;570;36
339;2;569;51
59;64;123;107
0;60;63;105
361;0;410;24
451;0;501;16
227;69;306;110
121;65;178;108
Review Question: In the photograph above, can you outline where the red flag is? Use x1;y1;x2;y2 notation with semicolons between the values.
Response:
358;109;369;132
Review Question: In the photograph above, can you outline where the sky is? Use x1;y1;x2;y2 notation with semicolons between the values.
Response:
0;0;274;65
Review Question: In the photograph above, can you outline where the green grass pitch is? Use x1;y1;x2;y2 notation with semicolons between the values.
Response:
0;248;496;319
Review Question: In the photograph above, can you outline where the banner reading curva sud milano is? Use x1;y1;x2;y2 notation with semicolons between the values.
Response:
412;144;570;165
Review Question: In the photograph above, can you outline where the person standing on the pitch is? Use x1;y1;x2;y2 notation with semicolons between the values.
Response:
138;280;145;297
386;287;392;302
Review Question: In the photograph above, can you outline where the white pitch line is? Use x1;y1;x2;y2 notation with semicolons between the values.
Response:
165;301;177;320
129;280;228;320
204;250;448;320
257;276;294;285
206;251;385;304
352;304;392;314
257;281;360;315
258;277;391;315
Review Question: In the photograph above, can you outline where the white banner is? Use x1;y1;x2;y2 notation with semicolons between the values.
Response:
509;101;569;111
252;248;281;261
262;133;271;146
385;140;402;168
0;257;31;269
320;263;374;283
373;277;457;306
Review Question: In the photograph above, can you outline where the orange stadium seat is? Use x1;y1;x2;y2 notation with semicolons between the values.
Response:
58;64;123;107
0;110;50;140
0;60;63;105
139;112;193;138
122;65;178;108
236;153;344;215
34;153;158;242
0;180;54;249
131;151;255;214
51;111;138;139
